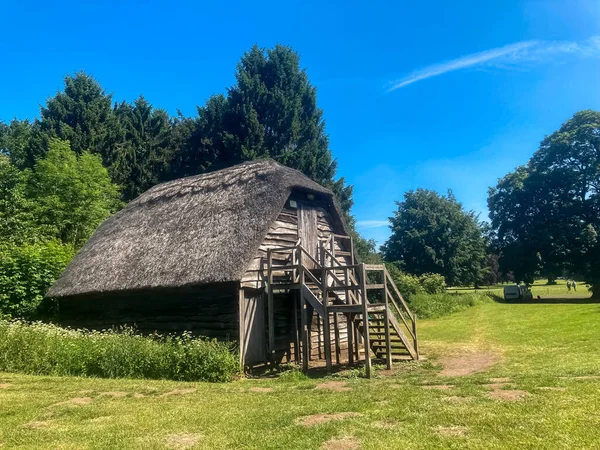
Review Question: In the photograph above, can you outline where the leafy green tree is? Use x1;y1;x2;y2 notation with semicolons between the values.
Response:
0;119;39;169
382;189;487;286
489;110;600;294
112;96;173;200
0;155;36;243
27;139;121;248
0;240;74;318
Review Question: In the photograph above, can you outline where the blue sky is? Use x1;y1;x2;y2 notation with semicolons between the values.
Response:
2;0;600;246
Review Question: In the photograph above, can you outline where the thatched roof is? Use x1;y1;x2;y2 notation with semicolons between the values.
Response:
48;159;346;298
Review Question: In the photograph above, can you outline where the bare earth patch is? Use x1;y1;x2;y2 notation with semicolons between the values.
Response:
422;384;455;390
133;393;146;398
489;377;511;383
295;412;362;427
437;425;468;437
439;353;499;377
0;384;10;389
537;386;567;391
488;389;529;401
166;433;203;449
22;420;53;429
315;381;351;392
99;391;128;398
321;436;360;450
160;389;196;397
249;387;273;393
53;397;93;407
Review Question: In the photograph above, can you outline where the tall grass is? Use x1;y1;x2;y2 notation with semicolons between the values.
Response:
410;291;496;319
0;320;238;382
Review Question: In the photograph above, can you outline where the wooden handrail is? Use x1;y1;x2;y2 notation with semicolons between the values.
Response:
386;291;415;340
297;245;321;268
384;267;415;322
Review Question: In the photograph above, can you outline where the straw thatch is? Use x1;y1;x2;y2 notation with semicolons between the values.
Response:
48;159;346;298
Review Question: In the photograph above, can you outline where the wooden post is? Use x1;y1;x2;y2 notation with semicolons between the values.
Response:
360;264;371;378
267;249;275;366
321;242;332;373
238;285;246;372
299;249;309;373
333;313;341;365
293;289;300;363
413;314;419;360
345;266;354;364
383;272;392;370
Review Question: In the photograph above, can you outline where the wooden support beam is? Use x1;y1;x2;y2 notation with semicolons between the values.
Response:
300;295;309;373
293;289;300;363
360;263;372;379
383;278;392;370
267;250;275;366
238;284;245;372
347;312;354;365
334;312;341;365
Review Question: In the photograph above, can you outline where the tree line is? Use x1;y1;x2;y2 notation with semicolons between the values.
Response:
2;43;598;319
0;44;359;317
381;110;600;297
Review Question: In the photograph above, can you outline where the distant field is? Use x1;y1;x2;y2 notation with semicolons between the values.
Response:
448;279;591;299
1;300;599;449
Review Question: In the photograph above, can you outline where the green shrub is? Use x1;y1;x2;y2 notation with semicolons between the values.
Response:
0;321;239;382
419;273;446;294
0;240;74;318
410;292;493;319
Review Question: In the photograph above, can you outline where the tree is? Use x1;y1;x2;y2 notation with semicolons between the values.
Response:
382;189;487;286
0;119;39;169
488;110;600;294
111;96;173;200
27;139;121;248
167;45;354;217
38;72;119;164
0;155;35;243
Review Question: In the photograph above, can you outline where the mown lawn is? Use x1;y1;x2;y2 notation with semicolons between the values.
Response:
1;300;599;449
448;279;591;298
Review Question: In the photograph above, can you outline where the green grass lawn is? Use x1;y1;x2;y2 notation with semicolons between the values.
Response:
448;278;591;299
1;300;600;449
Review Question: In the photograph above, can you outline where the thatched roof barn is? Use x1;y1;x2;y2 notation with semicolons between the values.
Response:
49;159;352;367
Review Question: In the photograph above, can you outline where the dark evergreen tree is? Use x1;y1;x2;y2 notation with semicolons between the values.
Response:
112;96;173;200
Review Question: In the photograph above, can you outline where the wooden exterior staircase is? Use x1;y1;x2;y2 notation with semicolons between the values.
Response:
266;234;419;377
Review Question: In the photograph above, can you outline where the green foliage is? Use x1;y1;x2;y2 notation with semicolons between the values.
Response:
0;119;36;169
111;96;174;200
39;72;117;159
0;155;35;243
382;189;487;286
0;241;74;318
410;291;494;319
0;321;238;382
27;139;121;247
385;263;446;300
488;110;600;292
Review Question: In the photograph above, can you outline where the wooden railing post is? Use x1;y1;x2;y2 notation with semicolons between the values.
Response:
267;249;275;366
360;263;371;378
383;270;392;370
413;314;419;360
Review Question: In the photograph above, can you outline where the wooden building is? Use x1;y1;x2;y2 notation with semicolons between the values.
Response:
48;160;418;375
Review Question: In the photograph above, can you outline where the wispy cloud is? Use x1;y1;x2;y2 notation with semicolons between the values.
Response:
356;220;389;230
387;36;600;91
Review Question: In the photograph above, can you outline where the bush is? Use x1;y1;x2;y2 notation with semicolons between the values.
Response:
410;292;494;319
0;320;239;382
419;273;446;294
0;240;74;318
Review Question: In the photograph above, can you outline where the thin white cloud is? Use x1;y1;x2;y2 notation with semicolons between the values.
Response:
388;36;600;91
356;220;389;230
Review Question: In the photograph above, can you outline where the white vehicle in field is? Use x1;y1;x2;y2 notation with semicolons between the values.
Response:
503;284;533;301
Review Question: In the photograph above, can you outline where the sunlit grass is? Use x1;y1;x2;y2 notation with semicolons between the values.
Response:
1;300;599;449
